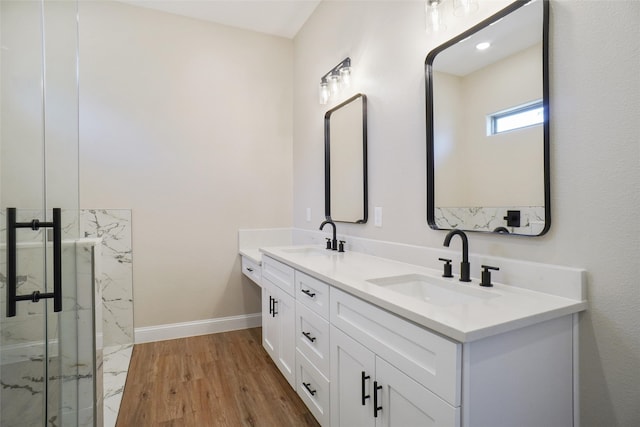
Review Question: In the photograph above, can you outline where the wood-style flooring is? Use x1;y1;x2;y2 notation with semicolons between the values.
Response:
116;327;320;427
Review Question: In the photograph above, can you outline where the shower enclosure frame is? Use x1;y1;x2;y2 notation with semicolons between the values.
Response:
0;0;99;426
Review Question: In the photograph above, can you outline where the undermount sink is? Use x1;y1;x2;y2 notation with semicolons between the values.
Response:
366;274;499;306
281;247;333;256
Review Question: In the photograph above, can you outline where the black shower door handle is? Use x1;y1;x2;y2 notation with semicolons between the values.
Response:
6;207;62;317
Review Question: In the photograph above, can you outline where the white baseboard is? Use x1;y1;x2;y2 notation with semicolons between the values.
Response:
134;313;262;344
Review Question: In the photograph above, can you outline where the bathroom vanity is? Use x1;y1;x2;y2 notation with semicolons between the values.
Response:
240;244;586;427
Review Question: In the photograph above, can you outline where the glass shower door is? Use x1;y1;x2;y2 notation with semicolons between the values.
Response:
0;1;93;426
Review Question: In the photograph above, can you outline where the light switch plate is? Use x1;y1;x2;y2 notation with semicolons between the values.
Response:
374;207;382;227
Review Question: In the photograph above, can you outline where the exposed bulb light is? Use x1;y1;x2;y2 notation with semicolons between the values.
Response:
339;66;351;88
318;57;352;105
319;80;330;105
476;41;491;50
329;73;340;94
426;0;479;33
453;0;479;16
426;0;446;33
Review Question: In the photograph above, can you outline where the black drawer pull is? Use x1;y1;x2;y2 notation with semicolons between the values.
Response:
302;382;317;396
361;371;371;405
246;267;254;272
302;331;316;343
301;289;316;298
374;381;383;418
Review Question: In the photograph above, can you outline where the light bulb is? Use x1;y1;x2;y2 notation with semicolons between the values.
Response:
453;0;479;16
329;74;340;95
426;0;446;33
319;81;329;105
339;66;351;88
476;42;491;51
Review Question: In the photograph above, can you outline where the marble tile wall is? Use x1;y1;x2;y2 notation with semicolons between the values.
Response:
1;209;133;426
80;209;134;347
434;206;546;235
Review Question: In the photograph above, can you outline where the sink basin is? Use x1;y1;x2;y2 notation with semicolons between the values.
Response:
366;274;498;306
281;247;333;256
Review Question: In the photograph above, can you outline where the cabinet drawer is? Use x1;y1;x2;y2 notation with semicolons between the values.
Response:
262;256;295;296
241;256;261;286
295;271;330;319
296;302;330;379
297;349;330;426
330;287;461;407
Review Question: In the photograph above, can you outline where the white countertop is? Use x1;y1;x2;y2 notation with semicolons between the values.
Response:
239;248;262;265
259;245;587;343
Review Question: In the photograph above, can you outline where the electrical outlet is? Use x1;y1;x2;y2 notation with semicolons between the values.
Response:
306;208;311;222
374;207;382;227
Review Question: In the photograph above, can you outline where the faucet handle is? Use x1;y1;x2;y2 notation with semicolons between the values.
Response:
480;265;499;287
338;240;346;253
438;258;453;278
325;238;332;250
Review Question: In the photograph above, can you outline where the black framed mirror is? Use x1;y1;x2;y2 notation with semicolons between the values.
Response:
426;0;549;236
324;93;368;223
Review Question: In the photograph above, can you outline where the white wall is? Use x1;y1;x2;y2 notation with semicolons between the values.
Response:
434;44;543;207
79;1;293;327
293;1;639;425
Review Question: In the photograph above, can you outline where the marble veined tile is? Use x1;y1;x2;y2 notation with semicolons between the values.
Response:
81;209;134;347
102;344;133;427
435;205;545;234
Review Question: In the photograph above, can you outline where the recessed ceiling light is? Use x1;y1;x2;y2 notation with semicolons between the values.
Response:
476;42;491;51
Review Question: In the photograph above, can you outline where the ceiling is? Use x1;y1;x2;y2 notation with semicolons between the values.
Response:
432;0;542;76
119;0;321;39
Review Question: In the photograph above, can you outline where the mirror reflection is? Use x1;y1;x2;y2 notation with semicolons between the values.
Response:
324;94;367;223
426;0;549;236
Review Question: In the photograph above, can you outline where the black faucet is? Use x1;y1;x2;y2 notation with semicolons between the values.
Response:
443;229;471;282
319;218;338;251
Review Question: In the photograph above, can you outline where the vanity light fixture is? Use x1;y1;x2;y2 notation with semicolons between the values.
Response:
318;57;351;105
426;0;479;34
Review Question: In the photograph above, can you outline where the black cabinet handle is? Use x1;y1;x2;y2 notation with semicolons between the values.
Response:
302;382;317;396
302;331;316;343
6;208;62;318
301;288;316;298
272;298;278;317
361;371;371;405
373;381;383;418
246;267;254;272
268;296;273;315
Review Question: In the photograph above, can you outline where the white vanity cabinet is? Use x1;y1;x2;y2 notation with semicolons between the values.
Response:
330;288;460;427
260;257;296;388
330;287;576;427
331;326;459;427
257;250;580;427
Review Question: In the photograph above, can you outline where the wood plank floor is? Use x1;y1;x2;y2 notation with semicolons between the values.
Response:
116;327;320;427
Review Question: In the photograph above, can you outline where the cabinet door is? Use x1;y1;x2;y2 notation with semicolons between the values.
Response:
261;283;278;361
275;288;296;387
375;357;459;427
331;326;376;427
